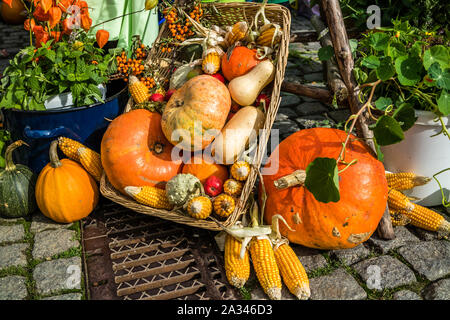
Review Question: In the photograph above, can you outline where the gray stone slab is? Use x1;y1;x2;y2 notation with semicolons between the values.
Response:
272;119;300;138
276;108;298;121
33;257;82;295
42;293;82;300
295;115;329;129
0;243;28;269
422;278;450;300
397;240;450;281
30;213;73;233
393;290;422;300
32;229;79;260
309;268;366;300
295;101;329;117
328;110;352;124
291;245;328;273
279;94;302;108
0;276;28;300
248;272;296;300
304;72;324;82
353;255;416;291
330;244;370;265
367;226;420;254
0;224;25;244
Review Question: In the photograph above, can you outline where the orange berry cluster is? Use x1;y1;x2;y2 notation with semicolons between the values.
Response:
140;76;156;89
116;44;148;81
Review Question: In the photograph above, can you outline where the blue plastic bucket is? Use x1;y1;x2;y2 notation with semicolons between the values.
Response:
1;81;128;174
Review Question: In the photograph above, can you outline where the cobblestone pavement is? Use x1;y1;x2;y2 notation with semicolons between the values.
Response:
1;11;449;300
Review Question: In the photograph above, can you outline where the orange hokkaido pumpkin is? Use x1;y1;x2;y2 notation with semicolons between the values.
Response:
161;75;231;151
221;46;261;81
182;154;229;185
101;109;183;193
35;141;99;223
260;128;388;250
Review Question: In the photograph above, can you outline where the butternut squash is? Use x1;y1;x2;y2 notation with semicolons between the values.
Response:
228;60;275;106
212;106;265;165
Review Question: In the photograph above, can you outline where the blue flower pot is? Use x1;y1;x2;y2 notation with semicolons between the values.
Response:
1;81;128;174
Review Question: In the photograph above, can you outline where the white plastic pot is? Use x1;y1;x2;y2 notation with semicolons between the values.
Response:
44;84;107;110
381;110;450;207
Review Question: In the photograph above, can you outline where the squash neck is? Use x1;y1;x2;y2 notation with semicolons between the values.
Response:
49;140;62;168
273;170;306;189
4;140;28;171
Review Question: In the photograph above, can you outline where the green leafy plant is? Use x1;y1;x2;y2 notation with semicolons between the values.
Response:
0;32;116;111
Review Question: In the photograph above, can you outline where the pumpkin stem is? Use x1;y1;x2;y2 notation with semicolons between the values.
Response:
4;140;29;171
274;169;306;189
49;140;62;168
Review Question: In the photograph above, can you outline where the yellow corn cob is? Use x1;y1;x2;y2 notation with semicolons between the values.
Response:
213;194;236;218
129;75;150;104
256;26;282;47
386;172;431;190
186;196;212;220
77;147;103;182
125;186;174;210
389;209;411;227
230;161;251;181
274;243;310;300
388;188;450;233
250;237;282;300
225;21;248;47
224;234;250;288
202;52;221;75
57;137;85;162
223;179;243;197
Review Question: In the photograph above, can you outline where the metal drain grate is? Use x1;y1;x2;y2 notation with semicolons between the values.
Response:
82;200;240;300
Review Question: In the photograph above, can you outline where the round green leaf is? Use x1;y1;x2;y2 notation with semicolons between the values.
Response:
395;55;423;86
375;97;392;111
428;63;450;90
369;33;390;51
372;115;405;146
305;157;340;203
393;103;417;131
376;56;396;81
386;41;406;60
318;45;334;61
423;45;450;71
361;55;380;69
437;90;450;116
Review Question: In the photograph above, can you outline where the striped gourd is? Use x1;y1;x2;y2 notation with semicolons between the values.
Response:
249;236;282;300
213;194;235;218
57;137;85;162
256;26;282;47
274;242;310;300
223;179;243;197
186;196;212;220
125;186;173;210
224;234;250;288
230;161;251;181
77;147;103;182
225;21;248;47
129;75;150;104
385;172;431;190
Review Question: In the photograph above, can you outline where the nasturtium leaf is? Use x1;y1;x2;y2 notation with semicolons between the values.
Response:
353;67;368;84
437;90;450;116
372;115;405;146
375;97;392;110
318;45;334;61
305;157;340;203
376;56;396;81
410;41;425;57
361;55;380;69
349;39;358;54
393;103;417;131
428;63;450;90
395;55;423;86
423;45;450;71
386;41;406;60
369;33;390;51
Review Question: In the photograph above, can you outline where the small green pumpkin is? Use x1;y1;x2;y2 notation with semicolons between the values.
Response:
0;140;37;218
165;173;204;207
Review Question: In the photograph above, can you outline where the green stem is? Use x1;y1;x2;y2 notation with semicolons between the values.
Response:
4;140;28;171
432;168;450;207
89;8;146;31
49;140;62;168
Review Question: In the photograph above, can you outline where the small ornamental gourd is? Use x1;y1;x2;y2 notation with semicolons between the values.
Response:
186;196;212;220
35;140;99;223
0;141;37;218
165;173;204;207
223;179;243;197
231;161;251;181
224;21;248;47
256;26;282;47
213;193;235;218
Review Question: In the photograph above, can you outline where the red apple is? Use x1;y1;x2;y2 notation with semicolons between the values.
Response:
211;73;225;83
204;176;223;197
165;89;176;101
150;93;164;102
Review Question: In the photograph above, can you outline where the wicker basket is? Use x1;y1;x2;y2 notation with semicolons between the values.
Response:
100;2;291;231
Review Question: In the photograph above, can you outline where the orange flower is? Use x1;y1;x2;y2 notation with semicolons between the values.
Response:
39;0;52;13
33;5;50;22
50;31;61;42
24;18;36;31
80;14;92;31
96;29;109;49
2;0;12;8
48;6;62;28
33;25;49;48
57;0;72;13
62;18;73;35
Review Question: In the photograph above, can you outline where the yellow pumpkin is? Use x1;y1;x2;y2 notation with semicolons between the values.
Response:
35;140;99;223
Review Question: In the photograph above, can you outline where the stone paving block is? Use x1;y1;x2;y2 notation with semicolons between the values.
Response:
397;240;450;281
0;224;25;244
32;229;79;260
279;94;303;108
272;119;301;138
248;272;296;300
367;226;420;254
422;278;450;300
291;245;328;273
0;243;28;269
276;108;298;121
353;255;416;291
30;213;73;233
303;72;324;82
33;257;82;295
330;244;370;266
393;290;422;300
42;293;82;300
328;110;352;124
0;276;28;300
309;268;367;300
295;115;329;129
295;101;329;117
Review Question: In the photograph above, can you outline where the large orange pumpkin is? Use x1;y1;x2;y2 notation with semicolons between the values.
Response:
101;109;183;193
35;141;99;223
260;128;388;250
182;154;229;184
161;75;231;151
221;46;261;81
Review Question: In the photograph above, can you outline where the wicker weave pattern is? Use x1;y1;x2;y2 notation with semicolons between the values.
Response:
100;2;291;231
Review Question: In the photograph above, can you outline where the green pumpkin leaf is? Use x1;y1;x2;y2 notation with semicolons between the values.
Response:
395;55;423;86
369;33;390;51
318;45;334;61
393;103;417;131
437;90;450;116
423;45;450;71
428;63;450;90
372;115;405;146
361;55;380;69
376;56;396;81
305;157;340;203
375;97;393;111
